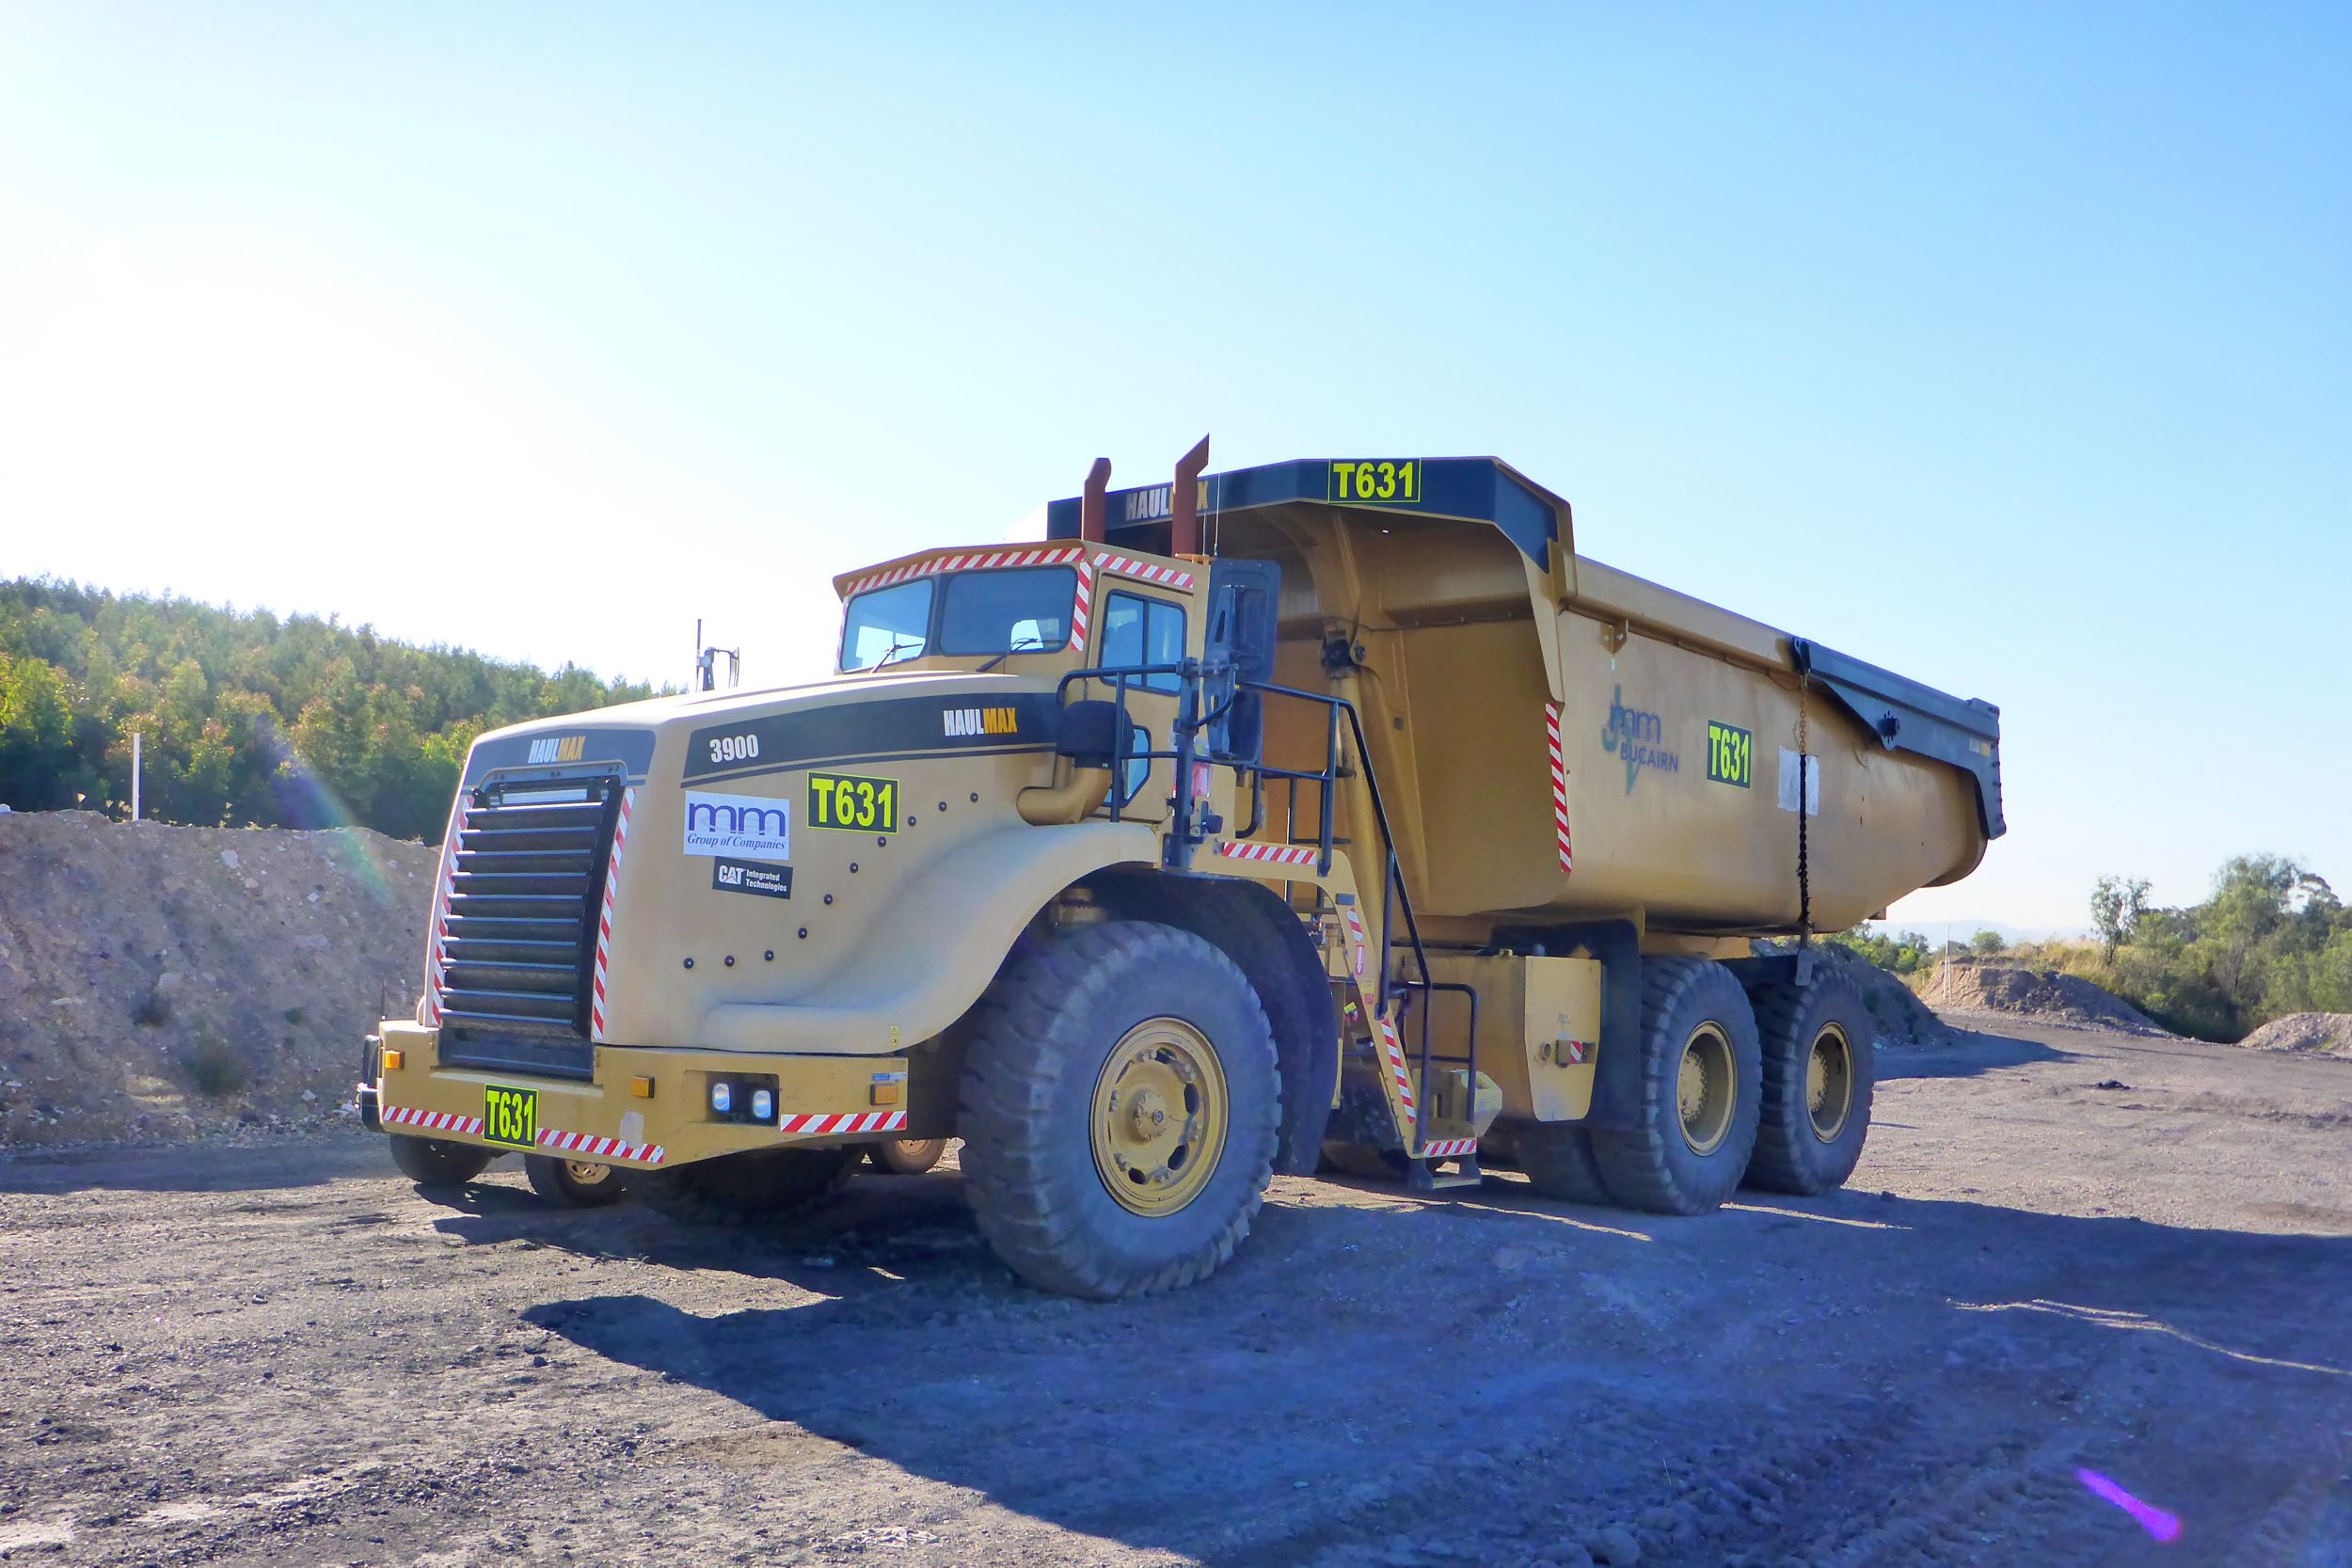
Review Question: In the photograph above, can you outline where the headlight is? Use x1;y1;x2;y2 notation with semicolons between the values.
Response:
750;1088;774;1122
709;1081;733;1115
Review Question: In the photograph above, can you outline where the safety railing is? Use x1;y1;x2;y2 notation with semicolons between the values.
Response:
1056;657;1480;1148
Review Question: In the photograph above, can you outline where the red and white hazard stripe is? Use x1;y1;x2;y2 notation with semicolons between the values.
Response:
422;794;464;1025
1545;702;1573;875
537;1126;666;1164
590;787;634;1043
1374;1016;1418;1127
381;1103;484;1137
775;1109;908;1137
1417;1136;1478;1161
1069;555;1097;641
1343;905;1368;981
1090;552;1195;592
839;546;1088;598
1216;839;1320;868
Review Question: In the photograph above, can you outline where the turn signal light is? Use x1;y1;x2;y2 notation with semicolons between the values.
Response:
629;1076;654;1099
381;1048;405;1072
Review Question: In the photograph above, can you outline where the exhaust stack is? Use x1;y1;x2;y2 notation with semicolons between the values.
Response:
1169;436;1210;557
1079;457;1112;544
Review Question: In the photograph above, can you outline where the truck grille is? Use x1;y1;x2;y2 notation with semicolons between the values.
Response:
435;772;623;1082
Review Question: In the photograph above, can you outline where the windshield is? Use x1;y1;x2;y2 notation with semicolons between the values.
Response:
839;579;935;671
839;566;1075;672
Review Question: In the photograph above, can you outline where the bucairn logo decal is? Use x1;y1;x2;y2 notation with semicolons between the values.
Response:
943;705;1020;738
682;790;791;863
525;735;587;765
1601;686;1679;793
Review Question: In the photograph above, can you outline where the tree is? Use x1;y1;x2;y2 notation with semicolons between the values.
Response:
1968;928;2007;958
2090;875;2152;960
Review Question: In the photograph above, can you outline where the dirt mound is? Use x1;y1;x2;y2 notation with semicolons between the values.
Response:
1919;959;2170;1036
1752;943;1957;1047
0;811;435;1147
2238;1012;2352;1055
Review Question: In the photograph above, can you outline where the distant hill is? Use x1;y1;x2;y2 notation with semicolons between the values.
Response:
0;578;663;841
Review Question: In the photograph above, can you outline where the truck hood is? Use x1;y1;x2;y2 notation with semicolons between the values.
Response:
459;669;1065;792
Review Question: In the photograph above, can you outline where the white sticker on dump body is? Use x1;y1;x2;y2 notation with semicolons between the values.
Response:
682;790;792;862
1776;751;1820;816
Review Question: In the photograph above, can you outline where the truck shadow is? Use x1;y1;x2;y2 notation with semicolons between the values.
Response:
513;1177;2352;1567
1877;1024;2077;1080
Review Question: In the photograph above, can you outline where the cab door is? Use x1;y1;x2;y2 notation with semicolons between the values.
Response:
1091;585;1192;823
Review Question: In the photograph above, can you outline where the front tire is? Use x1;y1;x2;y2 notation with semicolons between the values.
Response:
1590;958;1762;1215
959;921;1279;1299
387;1133;493;1190
524;1153;628;1208
635;1147;859;1226
1744;973;1874;1195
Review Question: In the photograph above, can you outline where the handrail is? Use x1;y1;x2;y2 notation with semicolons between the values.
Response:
1054;657;1477;1148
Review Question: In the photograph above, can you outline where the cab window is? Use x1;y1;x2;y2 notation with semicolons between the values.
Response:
840;579;933;671
936;566;1075;656
1100;591;1186;693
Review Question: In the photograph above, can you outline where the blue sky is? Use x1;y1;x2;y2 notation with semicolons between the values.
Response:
2;3;2346;927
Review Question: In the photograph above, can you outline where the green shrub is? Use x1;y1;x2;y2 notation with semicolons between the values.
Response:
181;1035;248;1099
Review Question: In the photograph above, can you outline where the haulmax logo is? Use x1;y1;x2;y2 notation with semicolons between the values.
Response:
943;705;1020;738
525;735;587;765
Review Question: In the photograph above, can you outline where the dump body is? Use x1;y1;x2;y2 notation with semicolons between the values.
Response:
1046;456;2003;943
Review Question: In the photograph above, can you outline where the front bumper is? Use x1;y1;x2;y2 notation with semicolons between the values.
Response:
366;1021;911;1169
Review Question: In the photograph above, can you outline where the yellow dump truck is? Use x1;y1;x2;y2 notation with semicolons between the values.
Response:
361;446;2003;1297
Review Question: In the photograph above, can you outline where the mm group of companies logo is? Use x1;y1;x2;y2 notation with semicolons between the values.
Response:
682;790;791;863
1601;686;1679;793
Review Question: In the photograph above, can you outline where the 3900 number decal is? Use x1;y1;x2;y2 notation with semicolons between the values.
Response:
808;771;898;833
707;733;760;765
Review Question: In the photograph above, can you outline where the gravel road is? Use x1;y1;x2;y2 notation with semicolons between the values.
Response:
2;1018;2348;1567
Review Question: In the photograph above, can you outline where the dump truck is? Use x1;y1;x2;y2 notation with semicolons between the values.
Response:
360;444;2004;1297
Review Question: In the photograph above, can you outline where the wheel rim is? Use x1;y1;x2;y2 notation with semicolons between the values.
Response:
1089;1017;1229;1217
1806;1023;1854;1142
1676;1022;1738;1157
564;1161;612;1187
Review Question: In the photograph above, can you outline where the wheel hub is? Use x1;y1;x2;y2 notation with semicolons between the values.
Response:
1090;1018;1229;1217
1805;1023;1853;1142
1676;1023;1737;1157
564;1161;612;1187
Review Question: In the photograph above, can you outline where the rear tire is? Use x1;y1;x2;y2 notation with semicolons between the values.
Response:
635;1147;859;1226
1744;973;1874;1195
387;1133;493;1190
1516;1122;1615;1205
1590;958;1762;1215
959;920;1279;1299
868;1137;948;1176
524;1153;628;1208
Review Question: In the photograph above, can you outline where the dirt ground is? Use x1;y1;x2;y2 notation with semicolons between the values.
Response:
2;1018;2348;1568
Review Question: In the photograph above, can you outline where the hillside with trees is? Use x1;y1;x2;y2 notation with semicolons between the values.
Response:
0;578;663;842
1832;854;2352;1043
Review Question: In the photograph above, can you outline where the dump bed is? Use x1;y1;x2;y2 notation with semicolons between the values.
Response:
1048;457;2002;939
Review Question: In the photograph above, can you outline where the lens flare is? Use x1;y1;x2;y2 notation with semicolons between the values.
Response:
2075;1467;2182;1543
